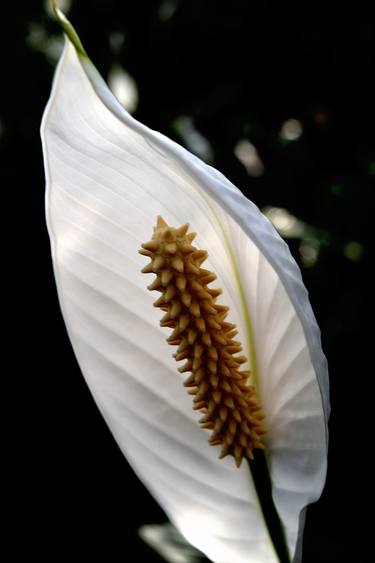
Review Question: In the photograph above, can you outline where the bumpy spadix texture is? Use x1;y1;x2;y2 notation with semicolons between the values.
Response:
140;216;265;466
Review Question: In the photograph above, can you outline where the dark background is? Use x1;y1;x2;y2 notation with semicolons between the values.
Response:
3;1;373;562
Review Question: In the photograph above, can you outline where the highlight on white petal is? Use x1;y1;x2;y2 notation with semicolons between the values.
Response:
42;14;329;563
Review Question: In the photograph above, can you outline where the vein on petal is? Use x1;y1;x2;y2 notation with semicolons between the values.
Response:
108;393;259;512
60;258;166;337
64;276;173;370
263;312;298;375
267;376;316;422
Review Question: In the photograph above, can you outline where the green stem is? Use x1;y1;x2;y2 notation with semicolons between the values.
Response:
51;0;88;58
247;453;291;563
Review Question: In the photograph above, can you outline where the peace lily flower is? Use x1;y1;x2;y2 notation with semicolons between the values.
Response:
41;3;329;562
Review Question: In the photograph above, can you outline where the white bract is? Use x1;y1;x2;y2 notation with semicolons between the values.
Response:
41;6;329;563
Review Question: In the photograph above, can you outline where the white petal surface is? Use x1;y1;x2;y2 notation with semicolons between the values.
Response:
42;38;329;563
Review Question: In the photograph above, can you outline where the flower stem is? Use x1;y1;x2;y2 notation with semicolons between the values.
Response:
51;0;88;58
247;453;291;563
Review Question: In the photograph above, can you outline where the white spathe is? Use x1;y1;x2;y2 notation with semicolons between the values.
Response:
42;37;329;563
